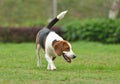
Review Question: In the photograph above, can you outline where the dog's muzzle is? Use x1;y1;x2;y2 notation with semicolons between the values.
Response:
62;53;76;63
72;55;76;59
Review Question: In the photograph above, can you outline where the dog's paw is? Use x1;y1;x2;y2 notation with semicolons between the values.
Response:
47;65;56;71
50;67;56;71
51;68;56;71
47;68;56;71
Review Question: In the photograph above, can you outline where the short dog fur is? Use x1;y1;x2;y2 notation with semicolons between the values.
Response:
36;10;76;70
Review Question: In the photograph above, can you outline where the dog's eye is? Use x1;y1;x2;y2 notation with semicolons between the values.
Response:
67;47;70;50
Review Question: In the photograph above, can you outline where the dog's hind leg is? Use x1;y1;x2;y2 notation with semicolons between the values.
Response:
36;44;42;67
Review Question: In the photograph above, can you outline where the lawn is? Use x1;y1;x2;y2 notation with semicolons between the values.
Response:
0;41;120;84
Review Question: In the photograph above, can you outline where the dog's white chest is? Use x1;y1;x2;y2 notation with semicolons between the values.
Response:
45;32;63;55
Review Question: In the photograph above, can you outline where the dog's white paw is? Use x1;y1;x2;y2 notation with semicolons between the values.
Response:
47;68;56;71
51;66;56;70
47;64;56;70
51;64;56;70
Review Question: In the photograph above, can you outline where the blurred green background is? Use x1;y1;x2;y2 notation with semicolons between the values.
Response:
0;0;113;27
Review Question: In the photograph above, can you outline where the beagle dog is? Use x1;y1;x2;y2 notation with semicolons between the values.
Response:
36;10;76;70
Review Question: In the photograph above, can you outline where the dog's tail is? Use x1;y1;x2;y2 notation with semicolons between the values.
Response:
47;10;68;29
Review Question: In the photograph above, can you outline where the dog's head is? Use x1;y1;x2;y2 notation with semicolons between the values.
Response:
52;40;76;63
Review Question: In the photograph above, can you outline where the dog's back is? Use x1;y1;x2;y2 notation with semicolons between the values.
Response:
36;10;68;50
37;28;50;49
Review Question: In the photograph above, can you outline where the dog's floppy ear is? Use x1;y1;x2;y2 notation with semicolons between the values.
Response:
52;41;63;56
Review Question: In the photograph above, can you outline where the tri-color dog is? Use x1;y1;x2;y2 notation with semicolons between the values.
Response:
36;10;76;70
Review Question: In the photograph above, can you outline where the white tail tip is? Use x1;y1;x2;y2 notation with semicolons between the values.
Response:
57;10;68;20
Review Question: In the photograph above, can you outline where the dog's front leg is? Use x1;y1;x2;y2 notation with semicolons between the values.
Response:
45;54;56;70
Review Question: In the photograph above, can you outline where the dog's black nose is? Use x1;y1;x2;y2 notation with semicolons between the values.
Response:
73;55;76;59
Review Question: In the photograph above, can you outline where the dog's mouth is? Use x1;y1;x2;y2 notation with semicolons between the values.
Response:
62;53;71;63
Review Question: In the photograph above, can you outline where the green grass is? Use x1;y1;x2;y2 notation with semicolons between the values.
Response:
0;41;120;84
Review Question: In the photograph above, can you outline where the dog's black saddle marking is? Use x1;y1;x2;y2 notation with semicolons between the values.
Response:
38;28;50;49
